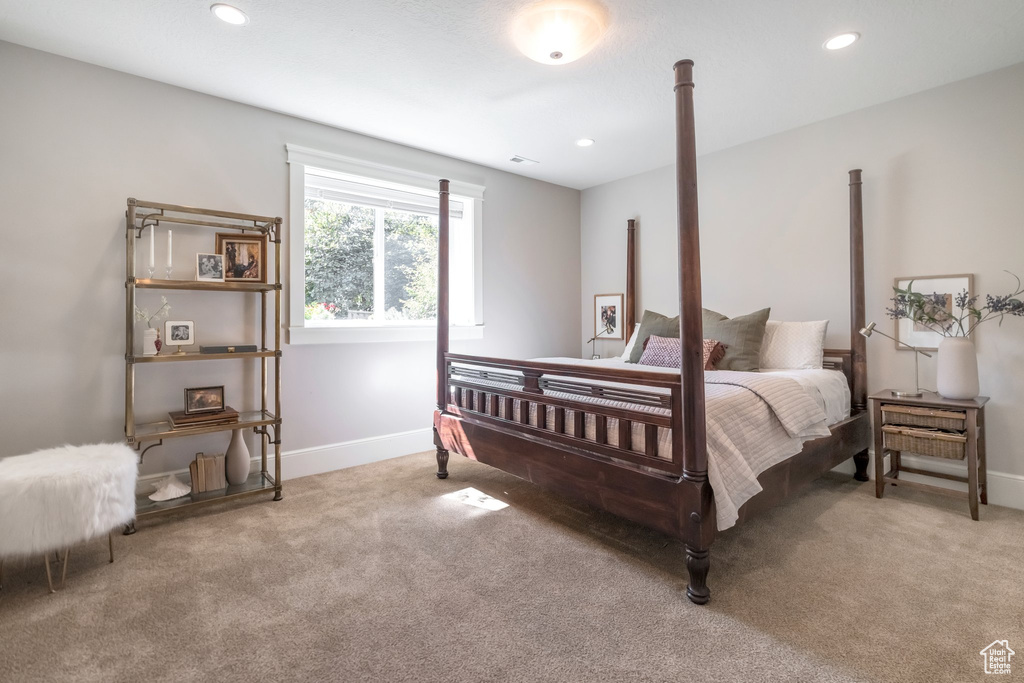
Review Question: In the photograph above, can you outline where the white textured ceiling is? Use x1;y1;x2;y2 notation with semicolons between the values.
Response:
2;1;1023;189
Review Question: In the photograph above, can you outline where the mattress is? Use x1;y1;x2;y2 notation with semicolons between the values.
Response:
548;358;852;426
449;356;852;529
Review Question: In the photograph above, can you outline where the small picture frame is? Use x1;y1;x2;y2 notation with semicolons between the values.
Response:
216;233;268;283
184;385;225;415
594;293;624;340
893;274;974;351
164;320;195;348
196;253;225;282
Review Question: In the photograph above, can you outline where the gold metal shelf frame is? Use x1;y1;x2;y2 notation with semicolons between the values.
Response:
124;198;284;523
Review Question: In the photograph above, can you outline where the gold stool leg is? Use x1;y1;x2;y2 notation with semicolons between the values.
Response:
108;532;114;563
59;549;70;590
44;554;55;594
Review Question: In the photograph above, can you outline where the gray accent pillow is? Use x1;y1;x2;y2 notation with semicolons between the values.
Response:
702;307;771;371
627;310;679;364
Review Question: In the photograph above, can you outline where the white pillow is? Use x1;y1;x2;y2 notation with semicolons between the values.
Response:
620;323;642;360
758;320;828;370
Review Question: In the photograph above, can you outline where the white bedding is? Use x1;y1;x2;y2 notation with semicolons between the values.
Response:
455;356;851;530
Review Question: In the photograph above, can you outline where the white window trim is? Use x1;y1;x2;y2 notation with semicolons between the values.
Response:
286;144;484;344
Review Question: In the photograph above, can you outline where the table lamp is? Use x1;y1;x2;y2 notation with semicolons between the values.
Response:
859;321;933;398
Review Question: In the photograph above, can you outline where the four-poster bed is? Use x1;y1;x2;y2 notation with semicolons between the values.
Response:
431;60;871;603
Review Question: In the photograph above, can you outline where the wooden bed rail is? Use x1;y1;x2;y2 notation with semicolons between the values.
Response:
444;354;683;474
445;353;681;388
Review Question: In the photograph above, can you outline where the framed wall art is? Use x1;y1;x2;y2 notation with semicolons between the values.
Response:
893;274;973;351
594;293;624;341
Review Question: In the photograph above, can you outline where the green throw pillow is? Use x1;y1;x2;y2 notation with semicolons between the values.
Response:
702;307;771;371
627;310;679;364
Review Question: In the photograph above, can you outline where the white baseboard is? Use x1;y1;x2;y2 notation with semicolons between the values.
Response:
870;449;1024;511
138;427;434;491
270;428;434;480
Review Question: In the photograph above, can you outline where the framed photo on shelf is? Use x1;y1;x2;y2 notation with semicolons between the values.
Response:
196;253;225;282
164;320;195;347
893;274;974;351
216;233;268;283
184;385;225;415
594;293;624;340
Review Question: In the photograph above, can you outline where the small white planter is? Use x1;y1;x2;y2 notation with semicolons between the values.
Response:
936;337;980;400
142;328;159;356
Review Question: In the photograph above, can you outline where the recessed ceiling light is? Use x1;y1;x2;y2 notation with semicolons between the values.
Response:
211;4;249;26
823;32;859;50
576;138;595;147
512;0;609;65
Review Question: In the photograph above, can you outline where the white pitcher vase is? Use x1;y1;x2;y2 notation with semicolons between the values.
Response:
142;328;159;356
936;337;979;400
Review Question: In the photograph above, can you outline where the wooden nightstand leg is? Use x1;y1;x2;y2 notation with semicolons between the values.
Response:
872;400;885;498
978;409;988;505
966;409;979;521
891;451;901;481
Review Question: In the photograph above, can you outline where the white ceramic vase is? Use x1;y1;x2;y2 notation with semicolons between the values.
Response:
936;337;980;400
225;429;251;485
142;328;159;356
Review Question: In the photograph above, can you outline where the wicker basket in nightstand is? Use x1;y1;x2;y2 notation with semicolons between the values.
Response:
881;425;966;460
870;390;989;520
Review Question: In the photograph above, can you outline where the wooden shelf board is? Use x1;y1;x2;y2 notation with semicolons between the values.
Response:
133;278;274;292
136;471;277;517
131;410;278;443
131;351;274;363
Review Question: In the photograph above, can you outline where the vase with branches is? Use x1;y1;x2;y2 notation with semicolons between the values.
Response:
886;272;1024;399
135;297;171;355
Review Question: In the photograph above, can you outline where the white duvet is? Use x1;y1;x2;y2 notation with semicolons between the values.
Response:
455;357;850;530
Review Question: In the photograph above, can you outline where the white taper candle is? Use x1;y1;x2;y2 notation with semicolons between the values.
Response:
166;229;173;268
149;227;155;269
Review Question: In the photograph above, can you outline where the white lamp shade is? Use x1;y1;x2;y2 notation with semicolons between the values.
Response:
512;0;609;65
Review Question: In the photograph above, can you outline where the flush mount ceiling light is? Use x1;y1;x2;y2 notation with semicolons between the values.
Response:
512;0;609;65
823;32;859;50
575;138;595;147
211;3;249;26
509;155;539;165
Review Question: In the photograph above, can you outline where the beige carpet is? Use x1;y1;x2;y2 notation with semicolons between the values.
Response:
1;452;1021;683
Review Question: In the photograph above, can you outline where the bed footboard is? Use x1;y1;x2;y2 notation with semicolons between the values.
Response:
437;354;684;475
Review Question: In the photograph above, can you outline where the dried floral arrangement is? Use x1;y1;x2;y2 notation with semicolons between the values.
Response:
887;272;1024;337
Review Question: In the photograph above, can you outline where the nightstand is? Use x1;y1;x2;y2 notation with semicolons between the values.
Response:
869;390;988;520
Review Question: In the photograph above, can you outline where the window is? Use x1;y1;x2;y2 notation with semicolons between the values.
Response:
286;145;483;344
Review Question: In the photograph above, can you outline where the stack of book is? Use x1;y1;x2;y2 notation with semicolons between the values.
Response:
190;453;227;493
168;406;239;430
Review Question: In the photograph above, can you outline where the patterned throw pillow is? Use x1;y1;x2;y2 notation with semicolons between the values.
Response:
638;336;726;370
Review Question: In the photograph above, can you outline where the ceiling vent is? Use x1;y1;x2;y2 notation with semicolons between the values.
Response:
509;155;539;165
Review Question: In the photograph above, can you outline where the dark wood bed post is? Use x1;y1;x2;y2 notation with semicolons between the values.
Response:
625;219;637;333
435;179;451;479
849;169;870;481
673;59;714;604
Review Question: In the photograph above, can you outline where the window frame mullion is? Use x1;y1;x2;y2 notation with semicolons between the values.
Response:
373;207;385;319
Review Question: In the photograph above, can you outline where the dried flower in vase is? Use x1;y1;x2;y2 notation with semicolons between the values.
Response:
134;296;171;329
887;272;1024;337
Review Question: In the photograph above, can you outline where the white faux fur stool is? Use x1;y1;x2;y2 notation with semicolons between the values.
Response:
0;443;138;593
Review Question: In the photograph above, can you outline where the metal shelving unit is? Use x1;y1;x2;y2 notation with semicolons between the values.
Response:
125;198;283;522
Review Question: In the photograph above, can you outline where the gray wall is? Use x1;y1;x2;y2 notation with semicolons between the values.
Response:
582;62;1024;488
0;42;582;475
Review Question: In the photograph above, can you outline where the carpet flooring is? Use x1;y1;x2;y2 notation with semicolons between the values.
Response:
1;452;1021;682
